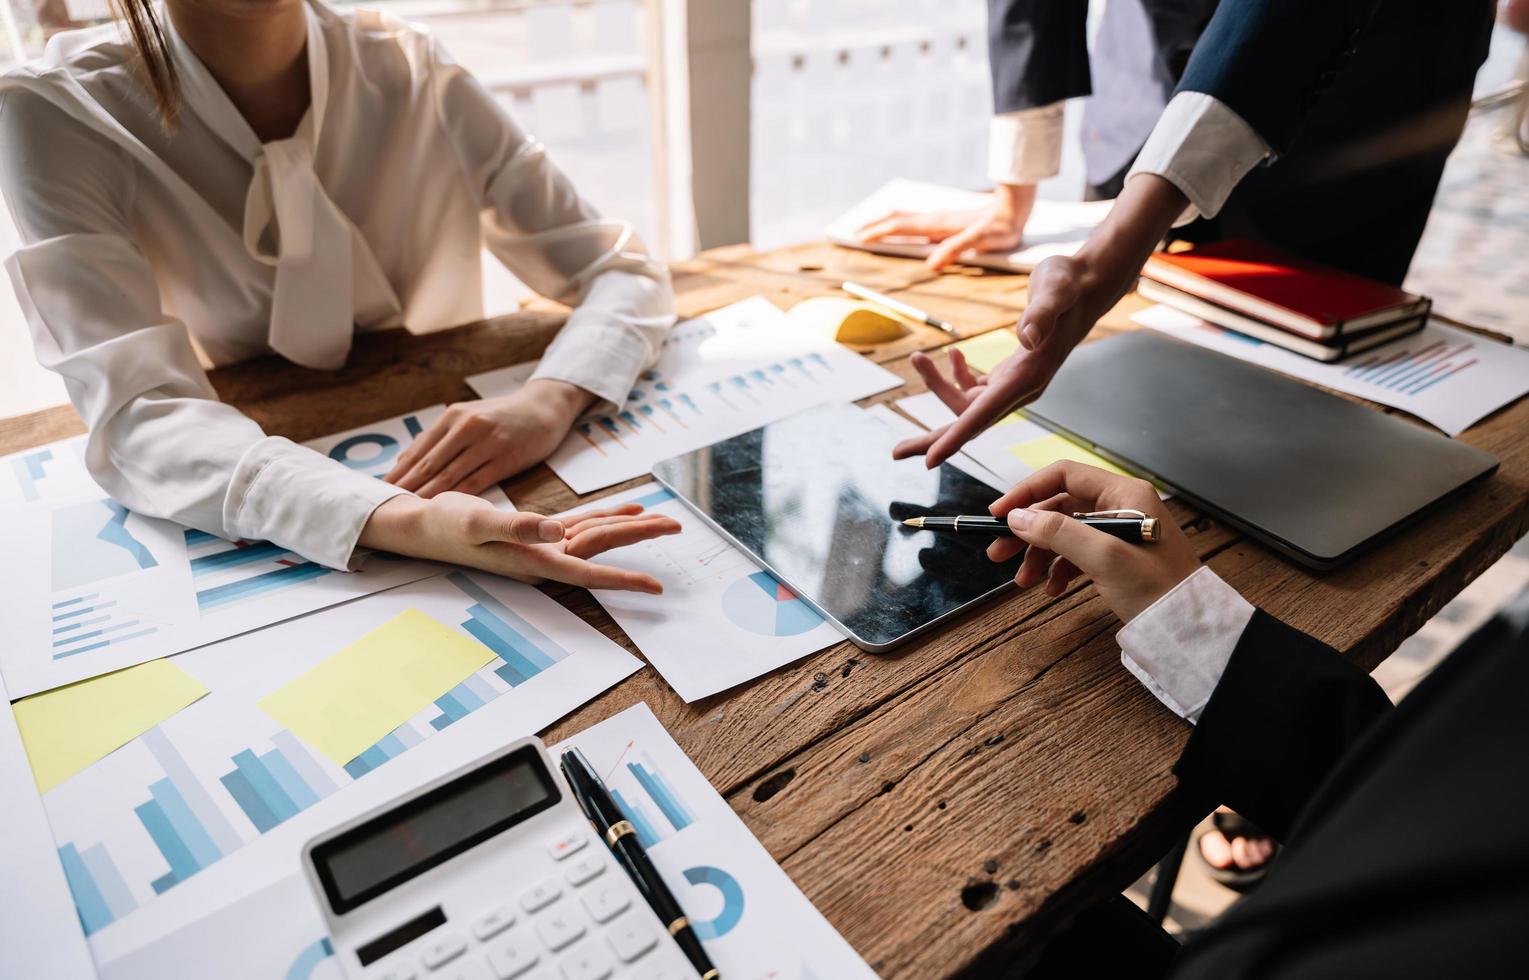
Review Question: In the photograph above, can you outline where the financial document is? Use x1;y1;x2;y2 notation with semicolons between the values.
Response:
466;297;903;494
0;407;511;698
571;482;844;702
99;703;875;980
1136;305;1529;436
38;571;639;970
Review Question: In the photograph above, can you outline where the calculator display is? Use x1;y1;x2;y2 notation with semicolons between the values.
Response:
312;745;559;914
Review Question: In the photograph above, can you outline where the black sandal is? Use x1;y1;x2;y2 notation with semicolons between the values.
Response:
1195;810;1277;893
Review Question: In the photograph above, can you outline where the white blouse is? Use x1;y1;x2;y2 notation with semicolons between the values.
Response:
0;1;674;570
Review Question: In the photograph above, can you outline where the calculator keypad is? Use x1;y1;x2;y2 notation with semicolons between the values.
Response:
579;882;630;925
485;935;540;979
557;941;614;980
534;905;587;952
420;934;468;969
364;830;681;980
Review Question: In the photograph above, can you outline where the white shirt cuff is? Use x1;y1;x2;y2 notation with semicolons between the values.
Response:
531;270;674;413
1124;92;1270;228
987;103;1065;186
224;437;411;571
1116;566;1256;724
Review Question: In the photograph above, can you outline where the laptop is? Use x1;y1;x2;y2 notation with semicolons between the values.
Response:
1024;331;1500;570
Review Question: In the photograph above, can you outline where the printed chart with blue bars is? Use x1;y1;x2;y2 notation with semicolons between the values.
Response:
2;435;98;505
49;499;164;661
1343;337;1479;395
572;352;842;455
608;750;697;849
47;570;583;937
11;446;56;502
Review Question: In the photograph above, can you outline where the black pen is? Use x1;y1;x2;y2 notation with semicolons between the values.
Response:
902;510;1159;543
559;748;719;980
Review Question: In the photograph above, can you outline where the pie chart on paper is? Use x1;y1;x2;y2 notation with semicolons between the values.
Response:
721;571;824;637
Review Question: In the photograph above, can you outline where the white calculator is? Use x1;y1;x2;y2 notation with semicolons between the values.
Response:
302;736;698;980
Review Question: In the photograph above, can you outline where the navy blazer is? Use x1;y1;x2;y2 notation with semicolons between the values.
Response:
987;0;1495;283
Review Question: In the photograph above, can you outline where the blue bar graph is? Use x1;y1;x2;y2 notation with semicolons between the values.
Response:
610;788;664;848
184;528;220;547
195;562;332;610
220;734;335;833
53;625;158;660
630;487;676;509
80;844;137;925
12;448;53;501
447;572;570;686
628;757;694;833
189;541;293;573
59;843;110;931
342;724;423;779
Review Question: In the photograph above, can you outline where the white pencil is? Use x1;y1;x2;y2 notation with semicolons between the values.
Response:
842;281;957;336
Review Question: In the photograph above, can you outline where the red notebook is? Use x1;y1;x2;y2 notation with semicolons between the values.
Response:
1142;240;1431;340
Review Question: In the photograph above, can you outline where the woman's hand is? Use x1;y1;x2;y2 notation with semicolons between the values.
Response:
359;493;681;594
854;184;1038;271
986;461;1199;624
385;379;594;497
893;174;1192;468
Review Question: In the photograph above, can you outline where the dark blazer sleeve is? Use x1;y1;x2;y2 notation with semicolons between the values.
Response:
1173;0;1381;154
1173;610;1391;840
986;0;1092;114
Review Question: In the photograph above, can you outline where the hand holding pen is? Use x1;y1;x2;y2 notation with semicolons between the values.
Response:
982;462;1202;624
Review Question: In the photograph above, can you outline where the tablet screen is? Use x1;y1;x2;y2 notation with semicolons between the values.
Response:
652;404;1020;649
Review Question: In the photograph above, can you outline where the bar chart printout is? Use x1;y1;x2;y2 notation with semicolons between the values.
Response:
555;704;879;980
41;571;640;947
1136;307;1529;436
1343;338;1477;394
466;297;903;493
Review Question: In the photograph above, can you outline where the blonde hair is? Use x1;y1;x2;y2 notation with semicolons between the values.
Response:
110;0;181;125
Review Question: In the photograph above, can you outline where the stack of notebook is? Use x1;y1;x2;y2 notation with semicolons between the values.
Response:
1140;240;1431;362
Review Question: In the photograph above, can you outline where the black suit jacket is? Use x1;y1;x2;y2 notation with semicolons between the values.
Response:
1175;0;1495;283
1166;601;1529;977
986;0;1495;283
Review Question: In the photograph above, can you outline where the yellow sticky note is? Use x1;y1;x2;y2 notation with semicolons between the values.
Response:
15;660;209;794
1008;433;1135;478
258;608;493;767
952;329;1020;374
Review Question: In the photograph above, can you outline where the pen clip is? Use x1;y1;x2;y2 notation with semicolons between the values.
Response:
1072;509;1148;520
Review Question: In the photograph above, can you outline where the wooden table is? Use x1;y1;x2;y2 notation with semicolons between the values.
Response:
4;242;1527;977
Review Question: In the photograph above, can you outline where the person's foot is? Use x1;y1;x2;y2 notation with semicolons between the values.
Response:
1195;807;1277;892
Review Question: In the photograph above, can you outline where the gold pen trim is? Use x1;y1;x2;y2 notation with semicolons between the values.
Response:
605;820;635;846
702;970;721;980
668;915;691;936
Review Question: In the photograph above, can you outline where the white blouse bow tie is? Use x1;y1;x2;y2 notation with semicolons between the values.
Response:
241;133;400;370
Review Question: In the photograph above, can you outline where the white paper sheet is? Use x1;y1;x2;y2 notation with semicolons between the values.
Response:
97;704;874;980
45;571;640;968
825;177;1114;272
554;704;876;979
0;673;100;980
466;297;904;494
570;483;844;702
1134;305;1529;436
895;392;1169;499
0;407;513;698
0;435;103;508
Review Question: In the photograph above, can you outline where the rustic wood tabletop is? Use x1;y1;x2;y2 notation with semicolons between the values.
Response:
4;241;1525;977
